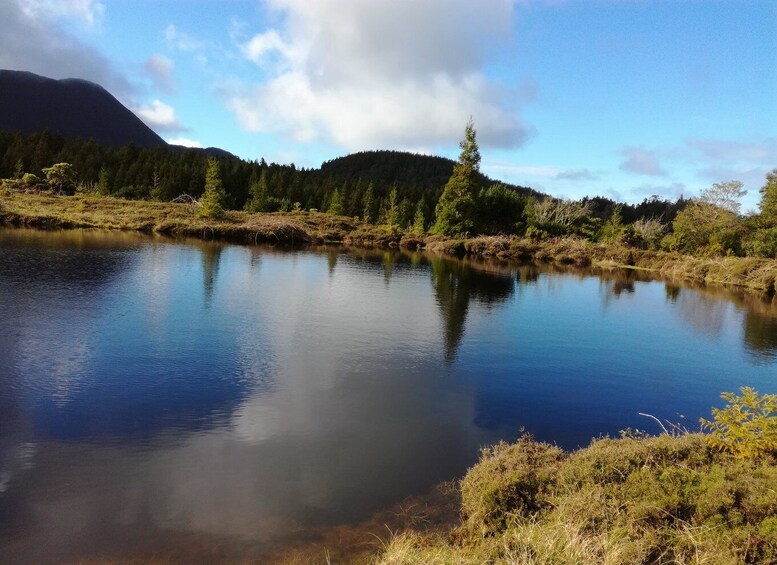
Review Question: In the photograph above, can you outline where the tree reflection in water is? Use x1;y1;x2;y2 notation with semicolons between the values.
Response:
430;258;516;362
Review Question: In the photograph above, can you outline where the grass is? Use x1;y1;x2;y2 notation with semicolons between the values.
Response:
374;434;777;565
2;190;776;295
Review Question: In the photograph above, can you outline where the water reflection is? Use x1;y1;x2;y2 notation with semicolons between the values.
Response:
0;230;775;563
200;243;223;305
430;257;515;362
743;308;777;362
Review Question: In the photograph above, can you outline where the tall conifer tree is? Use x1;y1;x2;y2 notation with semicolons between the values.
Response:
431;120;481;236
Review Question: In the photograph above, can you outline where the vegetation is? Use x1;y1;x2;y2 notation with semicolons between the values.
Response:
375;390;777;565
431;119;481;237
701;387;777;460
1;124;776;295
196;157;226;219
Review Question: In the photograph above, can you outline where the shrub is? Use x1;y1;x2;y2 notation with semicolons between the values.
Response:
744;227;777;259
700;387;777;460
460;436;565;535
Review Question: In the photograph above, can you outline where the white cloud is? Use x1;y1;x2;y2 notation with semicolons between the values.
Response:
0;0;133;100
164;24;203;52
687;137;777;166
166;137;203;148
555;168;599;181
135;99;185;132
619;146;666;176
145;54;175;93
18;0;105;28
226;0;530;151
484;163;561;178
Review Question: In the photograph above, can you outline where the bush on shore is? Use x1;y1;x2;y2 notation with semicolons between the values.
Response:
375;390;777;565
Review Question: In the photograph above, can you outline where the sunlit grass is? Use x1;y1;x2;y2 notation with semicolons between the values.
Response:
2;190;775;294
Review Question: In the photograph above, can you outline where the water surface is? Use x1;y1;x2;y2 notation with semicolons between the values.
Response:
0;229;775;563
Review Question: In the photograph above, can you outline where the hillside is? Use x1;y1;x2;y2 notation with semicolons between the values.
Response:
0;70;166;148
322;150;540;200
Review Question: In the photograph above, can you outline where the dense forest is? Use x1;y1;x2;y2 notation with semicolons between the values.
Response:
2;126;776;258
0;129;533;230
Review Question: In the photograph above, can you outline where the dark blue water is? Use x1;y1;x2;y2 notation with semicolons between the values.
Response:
0;229;774;562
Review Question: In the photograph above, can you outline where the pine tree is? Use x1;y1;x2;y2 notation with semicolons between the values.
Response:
96;166;111;195
244;169;269;212
431;120;481;237
197;157;227;219
600;205;625;243
412;200;426;233
759;169;777;225
328;187;343;215
384;186;399;227
362;182;376;223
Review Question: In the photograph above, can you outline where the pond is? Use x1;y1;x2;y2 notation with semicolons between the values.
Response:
0;229;775;563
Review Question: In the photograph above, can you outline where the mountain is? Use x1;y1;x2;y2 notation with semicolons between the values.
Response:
0;70;166;148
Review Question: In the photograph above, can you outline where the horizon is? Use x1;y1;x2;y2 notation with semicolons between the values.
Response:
1;0;775;209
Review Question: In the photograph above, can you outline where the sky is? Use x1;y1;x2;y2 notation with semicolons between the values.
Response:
1;0;775;208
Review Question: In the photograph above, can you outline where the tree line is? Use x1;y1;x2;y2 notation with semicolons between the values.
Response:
1;126;775;258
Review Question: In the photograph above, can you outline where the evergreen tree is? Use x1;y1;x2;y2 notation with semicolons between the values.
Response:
328;187;343;215
600;205;625;243
759;169;777;225
431;120;481;237
96;166;111;195
197;158;226;219
362;182;376;223
244;169;269;212
384;186;399;227
412;200;426;233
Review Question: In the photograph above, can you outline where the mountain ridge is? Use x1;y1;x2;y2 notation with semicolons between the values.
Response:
0;69;166;148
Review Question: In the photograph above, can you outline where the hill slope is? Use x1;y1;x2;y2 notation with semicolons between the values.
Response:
0;70;165;148
322;150;539;199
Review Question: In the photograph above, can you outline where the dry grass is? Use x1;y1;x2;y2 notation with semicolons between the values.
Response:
0;191;359;244
375;434;777;565
2;191;776;295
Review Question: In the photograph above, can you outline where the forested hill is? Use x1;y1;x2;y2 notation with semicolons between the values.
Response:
322;150;539;200
0;129;546;222
0;70;165;149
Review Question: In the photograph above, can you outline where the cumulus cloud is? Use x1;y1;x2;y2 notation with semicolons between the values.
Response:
226;0;530;150
135;100;185;132
145;54;175;94
166;137;203;148
619;146;666;176
0;0;133;100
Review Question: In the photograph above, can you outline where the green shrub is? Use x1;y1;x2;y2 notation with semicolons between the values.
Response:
700;387;777;460
460;436;565;535
744;227;777;259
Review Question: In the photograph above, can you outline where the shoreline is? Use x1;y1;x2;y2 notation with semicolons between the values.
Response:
2;191;775;296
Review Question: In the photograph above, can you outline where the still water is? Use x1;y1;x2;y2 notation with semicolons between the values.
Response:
0;229;775;562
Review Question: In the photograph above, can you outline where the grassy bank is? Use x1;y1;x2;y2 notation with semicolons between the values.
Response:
1;191;775;295
375;433;777;565
0;191;359;244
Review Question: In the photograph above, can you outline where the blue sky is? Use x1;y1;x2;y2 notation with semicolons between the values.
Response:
1;0;775;209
